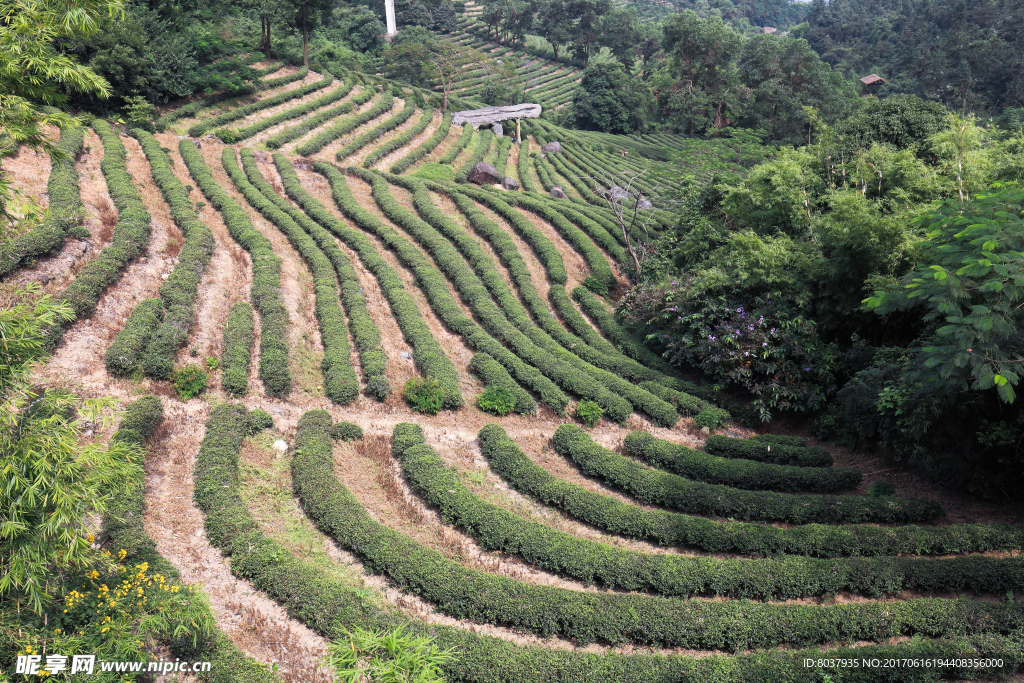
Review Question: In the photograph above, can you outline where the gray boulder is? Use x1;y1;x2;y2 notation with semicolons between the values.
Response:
502;176;519;191
542;141;562;154
550;185;567;199
468;161;501;185
492;122;503;137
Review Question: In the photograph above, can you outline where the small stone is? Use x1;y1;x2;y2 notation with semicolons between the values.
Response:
501;176;519;191
400;351;411;359
550;185;566;199
273;440;288;456
542;141;561;154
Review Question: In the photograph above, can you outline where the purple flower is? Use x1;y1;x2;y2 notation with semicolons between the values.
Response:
805;367;812;372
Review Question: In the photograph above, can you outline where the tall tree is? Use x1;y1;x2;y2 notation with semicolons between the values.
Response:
537;0;570;59
600;7;640;71
289;0;333;66
566;0;609;66
655;10;745;135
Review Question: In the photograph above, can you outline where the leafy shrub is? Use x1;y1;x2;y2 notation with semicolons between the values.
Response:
582;275;609;296
221;301;254;397
869;480;897;497
104;298;163;377
122;95;156;132
363;375;391;401
477;386;516;416
331;421;364;441
173;364;207;400
694;407;730;430
704;434;833;467
246;408;274;435
404;377;446;414
575;400;604;427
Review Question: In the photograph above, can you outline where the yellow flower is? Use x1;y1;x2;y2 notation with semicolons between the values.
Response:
90;570;99;579
87;534;95;543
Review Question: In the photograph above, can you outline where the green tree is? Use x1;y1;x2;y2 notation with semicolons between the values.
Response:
537;0;570;59
289;0;333;66
656;10;745;136
566;0;609;66
738;34;855;143
573;62;652;134
599;7;640;71
864;184;1024;403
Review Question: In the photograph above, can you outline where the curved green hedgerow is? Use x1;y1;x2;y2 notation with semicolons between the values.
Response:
389;423;1024;599
336;96;416;162
118;129;215;380
51;121;152;345
479;423;1024;557
189;70;328;138
179;141;291;397
704;434;834;467
469;352;535;415
437;123;473;164
364;107;434;169
276;158;457;406
358;169;636;419
226;148;357;403
102;397;280;683
217;77;352;144
156;87;258;132
221;301;255;397
294;89;393;157
254;154;388;399
380;173;675;426
623;431;860;492
639;380;718;417
104;298;163;377
390;112;451;174
455;129;494;182
265;83;372;150
291;418;1024;650
0;124;84;276
196;405;1024;682
553;424;944;524
497;191;614;287
571;285;678;373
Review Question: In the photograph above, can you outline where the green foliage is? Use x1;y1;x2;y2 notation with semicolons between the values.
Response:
1;390;139;614
173;364;207;400
693;407;730;430
437;123;473;164
869;480;897;497
865;185;1024;403
553;423;943;524
265;81;371;149
218;75;351;144
366;107;433;168
189;69;327;138
573;63;651;135
324;626;452;683
331;421;364;441
246;408;275;435
404;377;447;414
295;88;394;156
122;95;155;132
477;385;517;415
103;297;163;376
574;399;603;427
454;129;494;182
205;356;219;370
469;352;536;415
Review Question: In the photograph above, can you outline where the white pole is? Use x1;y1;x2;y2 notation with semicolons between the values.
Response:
385;0;397;36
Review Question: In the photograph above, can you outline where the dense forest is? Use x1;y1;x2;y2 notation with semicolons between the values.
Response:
3;0;1024;679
